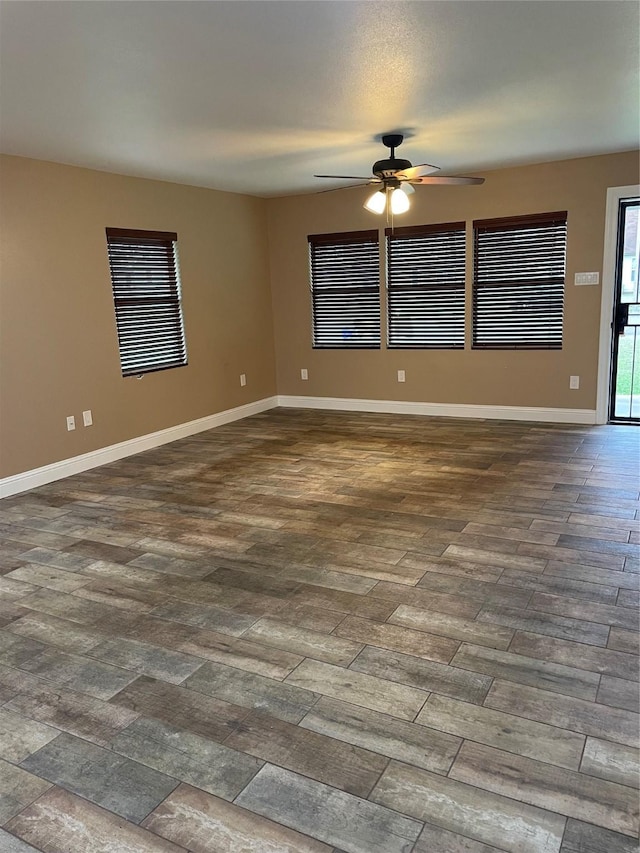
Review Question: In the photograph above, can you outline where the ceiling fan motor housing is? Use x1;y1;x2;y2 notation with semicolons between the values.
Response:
373;157;412;178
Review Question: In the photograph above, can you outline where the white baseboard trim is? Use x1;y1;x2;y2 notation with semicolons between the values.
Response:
277;395;597;425
0;396;278;499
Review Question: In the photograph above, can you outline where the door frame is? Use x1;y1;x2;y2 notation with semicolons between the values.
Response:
596;184;640;424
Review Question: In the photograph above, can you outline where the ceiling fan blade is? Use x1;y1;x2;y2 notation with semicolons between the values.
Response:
317;183;377;194
314;174;376;181
395;163;440;179
409;175;485;185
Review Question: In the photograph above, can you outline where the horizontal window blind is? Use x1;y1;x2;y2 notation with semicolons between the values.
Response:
106;228;187;376
473;212;567;349
386;222;466;348
308;230;380;348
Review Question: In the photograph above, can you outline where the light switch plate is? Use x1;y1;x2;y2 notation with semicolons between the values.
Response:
569;375;580;390
82;410;93;427
574;272;599;286
397;369;406;383
301;368;308;380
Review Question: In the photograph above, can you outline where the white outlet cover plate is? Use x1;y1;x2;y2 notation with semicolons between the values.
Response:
397;370;406;382
82;410;93;426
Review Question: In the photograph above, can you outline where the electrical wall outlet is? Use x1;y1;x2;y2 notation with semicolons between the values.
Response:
66;416;75;431
300;368;308;380
82;410;93;427
569;375;580;389
240;374;247;387
397;369;406;383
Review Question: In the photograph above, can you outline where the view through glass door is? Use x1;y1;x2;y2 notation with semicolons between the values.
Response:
610;198;640;422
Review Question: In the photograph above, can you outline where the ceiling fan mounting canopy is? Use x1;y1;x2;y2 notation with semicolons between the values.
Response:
373;134;412;178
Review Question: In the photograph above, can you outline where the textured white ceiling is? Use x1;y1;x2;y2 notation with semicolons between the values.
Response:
0;1;638;196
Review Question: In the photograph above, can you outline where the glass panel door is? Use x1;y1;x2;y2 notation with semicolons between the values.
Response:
610;199;640;422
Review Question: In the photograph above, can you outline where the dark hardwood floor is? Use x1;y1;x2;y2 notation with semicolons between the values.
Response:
0;408;638;853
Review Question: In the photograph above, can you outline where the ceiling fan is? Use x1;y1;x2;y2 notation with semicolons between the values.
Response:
314;133;484;215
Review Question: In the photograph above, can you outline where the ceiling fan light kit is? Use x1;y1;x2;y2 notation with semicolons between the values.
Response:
316;133;484;216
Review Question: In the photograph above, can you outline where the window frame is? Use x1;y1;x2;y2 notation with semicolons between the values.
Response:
472;211;568;350
385;221;466;349
105;227;188;377
308;229;381;350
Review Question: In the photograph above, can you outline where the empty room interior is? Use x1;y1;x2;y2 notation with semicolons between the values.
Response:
0;2;639;853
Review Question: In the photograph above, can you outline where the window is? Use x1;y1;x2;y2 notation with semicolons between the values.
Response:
386;222;466;348
106;228;187;376
308;230;380;348
473;212;567;349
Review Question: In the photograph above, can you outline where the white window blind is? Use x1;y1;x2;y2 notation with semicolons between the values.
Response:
308;230;380;348
386;222;466;348
106;228;187;376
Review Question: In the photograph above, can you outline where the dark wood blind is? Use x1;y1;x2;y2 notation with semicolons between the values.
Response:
106;228;187;376
386;222;465;348
308;230;380;348
473;212;567;349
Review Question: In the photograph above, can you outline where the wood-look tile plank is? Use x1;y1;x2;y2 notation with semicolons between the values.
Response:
334;616;460;663
449;741;638;837
510;631;638;681
0;759;51;824
559;818;639;853
597;675;639;713
111;717;262;800
5;787;185;852
224;709;387;796
415;572;532;607
370;760;565;853
580;736;639;788
544;561;639;591
108;675;250;741
0;665;138;747
608;627;640;654
416;693;584;769
150;598;257;636
367;581;482;619
185;661;319;723
235;763;423;853
413;823;507;853
288;586;396;621
527;592;638;630
300;696;460;775
498;570;619;603
286;657;428;720
0;828;42;852
477;604;609;645
0;709;59;763
4;565;89;593
450;643;599;699
484;679;639;747
16;648;136;700
21;732;178;823
389;605;514;650
351;645;492;705
142;783;333;852
243;617;362;666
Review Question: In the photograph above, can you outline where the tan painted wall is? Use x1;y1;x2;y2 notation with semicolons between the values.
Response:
267;151;639;410
0;155;276;478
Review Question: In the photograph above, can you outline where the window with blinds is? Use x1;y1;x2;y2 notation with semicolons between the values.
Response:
473;212;567;349
308;230;380;348
105;228;187;376
386;222;466;348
